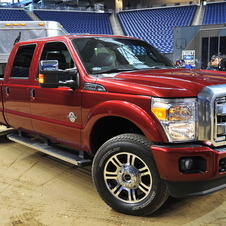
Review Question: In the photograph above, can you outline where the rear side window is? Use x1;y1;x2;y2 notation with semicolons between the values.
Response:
11;44;36;78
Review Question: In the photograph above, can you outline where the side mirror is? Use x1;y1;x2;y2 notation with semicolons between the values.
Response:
39;60;60;88
39;60;79;89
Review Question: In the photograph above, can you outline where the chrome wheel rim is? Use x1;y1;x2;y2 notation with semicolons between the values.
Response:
104;152;152;203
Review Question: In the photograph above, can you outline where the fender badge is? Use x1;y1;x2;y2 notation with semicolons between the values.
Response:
67;112;78;123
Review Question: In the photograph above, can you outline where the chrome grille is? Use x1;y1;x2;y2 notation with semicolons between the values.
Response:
198;84;226;146
215;97;226;142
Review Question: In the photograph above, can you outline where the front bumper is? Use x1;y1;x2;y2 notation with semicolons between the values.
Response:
166;177;226;198
151;143;226;198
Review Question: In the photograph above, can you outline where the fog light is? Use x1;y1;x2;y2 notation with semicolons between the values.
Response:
219;158;226;172
180;157;195;172
179;156;206;174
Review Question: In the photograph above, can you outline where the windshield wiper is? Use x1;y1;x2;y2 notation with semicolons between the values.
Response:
92;68;138;74
148;66;176;69
148;66;161;69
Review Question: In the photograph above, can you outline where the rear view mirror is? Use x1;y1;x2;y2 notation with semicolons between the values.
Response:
39;60;79;89
39;60;60;88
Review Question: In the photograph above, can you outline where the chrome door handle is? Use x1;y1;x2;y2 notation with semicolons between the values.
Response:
30;89;35;99
5;87;9;96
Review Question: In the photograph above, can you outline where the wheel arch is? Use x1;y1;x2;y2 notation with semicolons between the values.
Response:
90;116;143;154
81;100;168;154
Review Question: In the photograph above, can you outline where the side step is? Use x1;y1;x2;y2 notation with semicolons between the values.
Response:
7;133;92;167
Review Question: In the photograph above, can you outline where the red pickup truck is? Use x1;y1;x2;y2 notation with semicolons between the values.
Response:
1;34;226;216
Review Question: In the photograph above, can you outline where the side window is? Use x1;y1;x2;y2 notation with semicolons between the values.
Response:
40;42;74;81
11;44;36;78
40;42;73;69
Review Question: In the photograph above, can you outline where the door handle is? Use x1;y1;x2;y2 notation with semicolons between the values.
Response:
30;89;35;100
5;87;9;96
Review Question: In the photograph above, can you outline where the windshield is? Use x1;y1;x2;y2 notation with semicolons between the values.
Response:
72;37;175;76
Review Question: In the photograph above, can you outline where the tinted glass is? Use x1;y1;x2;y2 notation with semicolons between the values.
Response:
11;44;36;78
72;37;175;76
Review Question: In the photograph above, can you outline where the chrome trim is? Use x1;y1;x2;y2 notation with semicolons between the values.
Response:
217;122;226;135
83;82;106;92
216;101;226;114
198;84;226;146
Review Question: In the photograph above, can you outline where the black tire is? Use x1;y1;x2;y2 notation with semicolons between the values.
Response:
92;133;169;216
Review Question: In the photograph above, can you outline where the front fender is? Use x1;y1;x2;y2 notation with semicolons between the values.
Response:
81;100;168;150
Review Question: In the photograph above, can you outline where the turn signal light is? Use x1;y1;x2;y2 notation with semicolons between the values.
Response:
39;74;44;83
152;107;167;120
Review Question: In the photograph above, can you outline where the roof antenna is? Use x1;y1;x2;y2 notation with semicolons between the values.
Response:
14;32;21;45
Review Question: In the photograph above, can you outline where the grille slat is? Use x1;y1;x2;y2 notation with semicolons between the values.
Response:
215;97;226;142
217;122;226;135
216;104;226;114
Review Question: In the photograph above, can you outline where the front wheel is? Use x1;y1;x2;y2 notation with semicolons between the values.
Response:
92;133;169;216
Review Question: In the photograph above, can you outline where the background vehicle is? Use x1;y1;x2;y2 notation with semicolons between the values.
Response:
0;20;68;76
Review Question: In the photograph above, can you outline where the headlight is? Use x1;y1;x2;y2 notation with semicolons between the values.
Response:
151;98;197;142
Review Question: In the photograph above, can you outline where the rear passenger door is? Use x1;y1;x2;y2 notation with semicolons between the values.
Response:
30;41;82;146
3;44;36;131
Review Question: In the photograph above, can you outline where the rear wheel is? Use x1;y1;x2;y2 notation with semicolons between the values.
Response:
92;133;169;216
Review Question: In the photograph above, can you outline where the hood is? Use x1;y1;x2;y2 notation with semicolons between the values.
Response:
96;69;226;97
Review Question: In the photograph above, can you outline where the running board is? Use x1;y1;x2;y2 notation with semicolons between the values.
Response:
7;133;92;167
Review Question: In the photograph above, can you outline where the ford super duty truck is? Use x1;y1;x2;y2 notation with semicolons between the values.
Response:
1;33;226;216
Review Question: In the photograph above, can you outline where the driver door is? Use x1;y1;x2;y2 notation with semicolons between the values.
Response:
30;41;82;146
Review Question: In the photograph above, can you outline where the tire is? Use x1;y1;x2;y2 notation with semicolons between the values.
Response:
92;133;169;216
